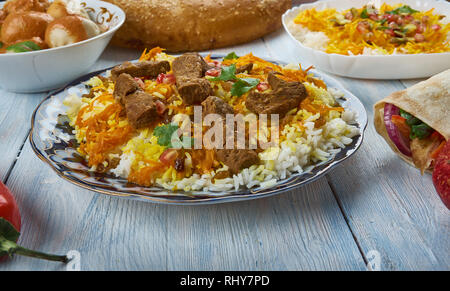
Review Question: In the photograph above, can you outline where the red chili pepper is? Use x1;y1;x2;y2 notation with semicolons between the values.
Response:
0;181;68;263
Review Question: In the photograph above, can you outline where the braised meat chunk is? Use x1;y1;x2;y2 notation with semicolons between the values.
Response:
215;149;260;175
111;60;170;80
236;63;253;74
113;73;140;104
202;96;234;117
124;91;158;129
246;71;307;117
172;53;210;79
176;76;213;105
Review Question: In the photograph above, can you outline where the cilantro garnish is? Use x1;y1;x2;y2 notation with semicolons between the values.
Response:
6;41;41;53
153;123;180;148
153;123;193;148
210;64;238;82
209;63;260;96
224;52;239;60
231;78;260;97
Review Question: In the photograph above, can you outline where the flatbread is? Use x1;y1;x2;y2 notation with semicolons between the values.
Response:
374;69;450;170
105;0;291;52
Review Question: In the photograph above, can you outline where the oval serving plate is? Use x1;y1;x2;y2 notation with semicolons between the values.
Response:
282;0;450;79
29;55;367;205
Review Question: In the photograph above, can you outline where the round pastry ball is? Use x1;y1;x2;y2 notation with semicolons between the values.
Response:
1;11;53;45
105;0;291;52
45;15;100;48
47;0;90;20
3;0;50;15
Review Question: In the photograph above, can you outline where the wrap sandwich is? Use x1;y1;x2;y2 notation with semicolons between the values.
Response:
374;69;450;174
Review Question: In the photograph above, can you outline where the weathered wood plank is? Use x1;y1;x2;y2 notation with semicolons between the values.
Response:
166;179;366;271
0;90;46;182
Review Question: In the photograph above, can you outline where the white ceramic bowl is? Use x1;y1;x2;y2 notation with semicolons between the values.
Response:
282;0;450;79
0;0;125;93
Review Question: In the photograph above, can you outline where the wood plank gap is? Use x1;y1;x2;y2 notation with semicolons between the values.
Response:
325;175;369;268
3;128;31;184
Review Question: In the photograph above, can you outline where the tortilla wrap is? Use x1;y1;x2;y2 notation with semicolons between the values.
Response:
374;69;450;170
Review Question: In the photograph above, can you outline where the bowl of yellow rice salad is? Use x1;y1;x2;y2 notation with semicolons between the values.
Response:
283;0;450;79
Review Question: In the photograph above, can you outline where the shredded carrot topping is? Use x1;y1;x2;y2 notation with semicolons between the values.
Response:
76;93;133;167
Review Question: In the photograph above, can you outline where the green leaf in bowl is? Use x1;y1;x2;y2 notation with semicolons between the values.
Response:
6;41;41;53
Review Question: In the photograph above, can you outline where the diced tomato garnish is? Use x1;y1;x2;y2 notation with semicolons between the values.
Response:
396;16;405;25
206;68;221;77
134;77;145;89
385;28;396;37
403;15;414;23
369;14;380;21
414;33;425;42
256;82;269;92
207;60;221;68
159;149;178;166
156;73;176;84
345;11;353;20
431;131;443;139
155;100;167;115
356;21;370;34
431;24;441;31
416;24;425;33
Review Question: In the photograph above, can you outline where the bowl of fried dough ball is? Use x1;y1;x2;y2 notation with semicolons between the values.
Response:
0;0;125;92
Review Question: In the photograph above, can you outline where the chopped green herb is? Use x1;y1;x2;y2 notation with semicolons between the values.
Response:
6;41;41;53
153;123;180;148
377;18;388;25
224;52;239;60
387;5;418;15
210;64;237;82
231;78;260;97
376;26;390;30
360;8;369;18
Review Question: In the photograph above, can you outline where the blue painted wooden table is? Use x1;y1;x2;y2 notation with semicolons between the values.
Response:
0;23;449;271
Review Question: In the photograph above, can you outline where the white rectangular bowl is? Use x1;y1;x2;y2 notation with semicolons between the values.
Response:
282;0;450;79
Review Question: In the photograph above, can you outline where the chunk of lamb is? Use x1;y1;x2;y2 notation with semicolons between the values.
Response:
215;149;260;175
236;63;253;74
172;53;210;79
113;73;140;104
124;91;158;129
201;96;234;117
171;53;213;104
111;60;170;80
245;71;307;117
176;76;213;105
